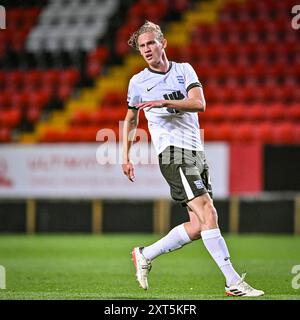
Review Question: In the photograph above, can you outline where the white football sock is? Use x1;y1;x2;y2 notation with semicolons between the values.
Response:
142;223;192;261
201;228;240;286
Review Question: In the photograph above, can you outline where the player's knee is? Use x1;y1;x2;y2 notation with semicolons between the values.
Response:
185;222;201;240
189;226;202;240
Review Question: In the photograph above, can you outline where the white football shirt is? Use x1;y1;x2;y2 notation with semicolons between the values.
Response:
127;61;203;155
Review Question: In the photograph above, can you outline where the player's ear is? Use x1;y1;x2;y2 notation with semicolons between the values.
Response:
162;38;167;49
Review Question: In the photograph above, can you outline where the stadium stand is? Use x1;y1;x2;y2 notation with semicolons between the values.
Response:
0;0;299;144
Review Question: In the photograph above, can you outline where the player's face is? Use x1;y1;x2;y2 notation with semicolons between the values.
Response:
137;32;165;66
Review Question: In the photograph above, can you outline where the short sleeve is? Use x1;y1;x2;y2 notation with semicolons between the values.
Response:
183;63;202;93
127;78;142;110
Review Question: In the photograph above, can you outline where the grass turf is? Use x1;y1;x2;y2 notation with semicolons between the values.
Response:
0;234;299;300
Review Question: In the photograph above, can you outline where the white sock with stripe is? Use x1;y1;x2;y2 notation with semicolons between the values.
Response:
201;228;241;286
142;224;192;261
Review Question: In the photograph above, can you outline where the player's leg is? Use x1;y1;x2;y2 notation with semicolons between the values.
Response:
187;193;241;286
142;206;201;261
141;223;191;261
184;206;202;240
132;224;192;290
132;205;201;290
187;193;264;296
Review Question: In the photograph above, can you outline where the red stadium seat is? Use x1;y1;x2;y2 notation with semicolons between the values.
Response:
10;29;29;53
23;70;42;89
5;71;24;90
202;122;214;141
201;105;224;122
253;122;273;143
0;108;21;128
173;0;190;12
42;70;60;88
88;47;109;62
245;104;265;122
91;109;108;125
102;92;126;107
80;126;101;142
231;123;253;142
203;122;232;141
6;8;23;28
288;104;300;121
271;122;294;144
70;110;92;126
0;92;11;109
27;91;49;110
10;91;28;109
61;127;81;143
292;124;300;144
25;8;41;23
26;107;41;124
225;104;245;122
0;127;11;142
39;128;62;143
57;85;73;101
0;71;5;90
86;60;103;79
265;104;285;121
59;69;79;86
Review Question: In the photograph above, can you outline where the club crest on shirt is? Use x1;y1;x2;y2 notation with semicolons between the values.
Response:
176;76;184;84
194;179;204;189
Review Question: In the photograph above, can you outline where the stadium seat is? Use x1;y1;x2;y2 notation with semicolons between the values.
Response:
59;69;79;86
225;105;245;122
245;104;265;122
41;69;60;88
0;127;11;142
23;70;42;89
27;0;118;53
0;108;22;128
39;128;62;143
288;104;300;121
231;123;253;142
265;104;285;121
2;0;299;145
0;92;11;109
10;91;29;109
70;110;92;126
26;107;41;124
253;122;273;143
271;122;294;144
57;84;73;101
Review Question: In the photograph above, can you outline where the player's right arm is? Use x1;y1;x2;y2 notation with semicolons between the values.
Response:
122;108;139;182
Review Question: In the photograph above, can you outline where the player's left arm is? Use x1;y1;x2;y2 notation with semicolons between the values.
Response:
135;86;206;112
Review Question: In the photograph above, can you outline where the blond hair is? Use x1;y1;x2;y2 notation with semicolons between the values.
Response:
128;20;164;50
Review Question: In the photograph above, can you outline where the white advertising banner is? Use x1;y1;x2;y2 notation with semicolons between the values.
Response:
0;143;228;199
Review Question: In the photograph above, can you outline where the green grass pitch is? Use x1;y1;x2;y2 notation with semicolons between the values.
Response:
0;234;299;300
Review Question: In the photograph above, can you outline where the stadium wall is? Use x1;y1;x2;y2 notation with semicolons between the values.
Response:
0;196;299;234
0;144;299;234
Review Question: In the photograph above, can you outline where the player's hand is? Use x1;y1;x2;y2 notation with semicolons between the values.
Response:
135;100;165;111
122;160;135;182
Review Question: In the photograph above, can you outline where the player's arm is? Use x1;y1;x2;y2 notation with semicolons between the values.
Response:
122;108;139;182
165;86;206;112
135;86;206;112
